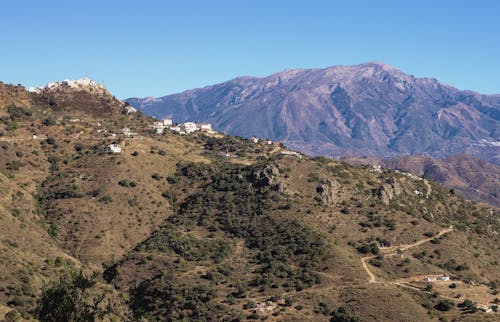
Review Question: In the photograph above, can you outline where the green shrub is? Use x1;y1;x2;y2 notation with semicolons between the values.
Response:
118;179;136;188
330;306;359;322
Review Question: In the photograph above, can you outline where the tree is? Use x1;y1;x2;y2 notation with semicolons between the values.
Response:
37;271;107;322
330;306;359;322
435;300;453;311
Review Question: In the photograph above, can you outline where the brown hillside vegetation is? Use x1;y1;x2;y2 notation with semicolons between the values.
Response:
0;83;498;321
342;154;500;207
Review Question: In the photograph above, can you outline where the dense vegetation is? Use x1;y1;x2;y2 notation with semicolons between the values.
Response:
123;161;327;319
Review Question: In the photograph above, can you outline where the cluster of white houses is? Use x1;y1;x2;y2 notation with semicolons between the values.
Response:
106;118;215;154
149;118;214;135
28;77;106;93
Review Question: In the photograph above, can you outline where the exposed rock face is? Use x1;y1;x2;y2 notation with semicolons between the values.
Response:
127;62;500;164
251;164;287;193
315;178;339;204
343;154;500;207
378;177;402;205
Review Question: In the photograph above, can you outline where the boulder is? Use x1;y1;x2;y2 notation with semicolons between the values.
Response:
377;177;402;205
251;164;287;193
315;178;339;205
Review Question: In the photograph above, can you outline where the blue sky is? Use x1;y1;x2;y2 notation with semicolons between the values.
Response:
1;0;499;98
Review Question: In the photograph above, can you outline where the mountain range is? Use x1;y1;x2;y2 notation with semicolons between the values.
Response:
127;62;500;164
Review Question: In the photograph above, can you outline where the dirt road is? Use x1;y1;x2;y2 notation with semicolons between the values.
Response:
361;226;453;283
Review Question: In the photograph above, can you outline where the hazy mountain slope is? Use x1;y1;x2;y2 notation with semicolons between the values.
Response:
127;62;500;163
343;154;500;207
0;81;498;321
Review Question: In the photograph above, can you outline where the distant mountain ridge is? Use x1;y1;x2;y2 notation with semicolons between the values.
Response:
127;62;500;164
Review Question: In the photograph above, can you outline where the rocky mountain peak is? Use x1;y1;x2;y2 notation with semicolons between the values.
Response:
127;62;499;164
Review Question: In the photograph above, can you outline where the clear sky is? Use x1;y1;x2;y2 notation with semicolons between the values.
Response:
1;0;499;98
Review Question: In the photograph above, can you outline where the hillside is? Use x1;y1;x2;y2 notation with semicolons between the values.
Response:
342;154;500;207
127;62;500;164
0;81;498;321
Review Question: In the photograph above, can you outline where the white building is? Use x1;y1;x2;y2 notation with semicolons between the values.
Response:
124;105;137;114
181;122;199;133
477;305;493;313
156;128;164;135
162;118;173;126
42;77;105;92
151;121;164;130
437;276;450;281
198;123;212;132
108;144;122;153
170;126;184;134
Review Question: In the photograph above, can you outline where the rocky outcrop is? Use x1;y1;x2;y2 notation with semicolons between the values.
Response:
315;178;339;205
250;164;287;193
377;177;402;205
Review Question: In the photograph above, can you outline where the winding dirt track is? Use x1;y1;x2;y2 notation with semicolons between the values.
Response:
361;226;453;283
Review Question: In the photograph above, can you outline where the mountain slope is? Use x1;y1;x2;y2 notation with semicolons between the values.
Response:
127;62;500;164
0;81;498;321
342;154;500;207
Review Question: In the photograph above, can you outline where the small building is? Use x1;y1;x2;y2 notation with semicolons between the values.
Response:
477;305;493;313
151;121;164;130
250;137;259;144
124;105;137;114
108;144;122;154
424;276;437;282
181;122;199;133
198;123;212;132
156;128;164;135
170;126;182;133
162;118;173;126
437;276;450;281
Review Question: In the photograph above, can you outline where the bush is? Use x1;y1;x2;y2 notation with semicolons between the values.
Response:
369;257;383;267
118;179;137;188
151;173;162;181
435;300;453;311
4;309;21;322
46;137;56;145
330;306;359;322
130;279;216;320
43;118;56;126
